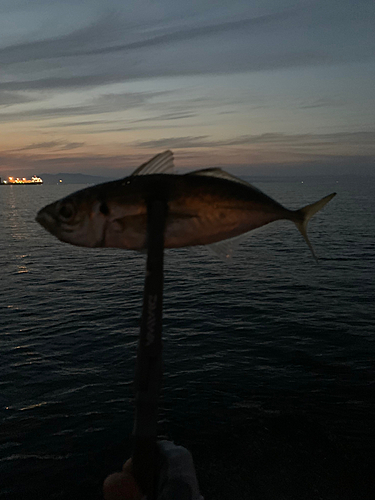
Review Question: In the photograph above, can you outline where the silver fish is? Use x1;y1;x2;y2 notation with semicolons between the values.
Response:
36;150;336;260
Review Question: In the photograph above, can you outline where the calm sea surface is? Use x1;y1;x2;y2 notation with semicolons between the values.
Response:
0;177;374;499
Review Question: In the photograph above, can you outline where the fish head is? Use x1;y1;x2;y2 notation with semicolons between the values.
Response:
36;181;148;249
36;188;109;248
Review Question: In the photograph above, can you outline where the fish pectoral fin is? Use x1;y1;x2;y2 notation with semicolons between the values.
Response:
131;150;175;176
293;192;336;262
112;214;147;232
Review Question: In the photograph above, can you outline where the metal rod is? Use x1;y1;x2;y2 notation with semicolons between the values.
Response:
132;198;167;499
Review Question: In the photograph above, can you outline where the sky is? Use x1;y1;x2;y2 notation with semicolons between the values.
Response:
0;0;374;178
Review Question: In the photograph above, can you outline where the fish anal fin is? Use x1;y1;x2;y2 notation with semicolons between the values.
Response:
131;150;175;176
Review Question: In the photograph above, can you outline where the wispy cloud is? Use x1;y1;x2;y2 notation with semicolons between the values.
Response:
0;90;169;122
131;111;197;123
0;12;121;65
10;140;85;152
134;131;375;151
67;11;296;59
1;3;373;94
134;136;209;149
0;90;36;106
56;142;85;151
2;130;373;175
298;98;344;109
0;10;293;65
1;149;373;179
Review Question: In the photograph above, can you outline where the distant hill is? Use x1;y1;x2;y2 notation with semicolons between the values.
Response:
39;173;115;185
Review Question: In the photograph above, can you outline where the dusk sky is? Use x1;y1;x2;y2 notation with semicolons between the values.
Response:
0;0;374;178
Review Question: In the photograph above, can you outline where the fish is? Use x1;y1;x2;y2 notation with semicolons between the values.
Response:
36;150;336;260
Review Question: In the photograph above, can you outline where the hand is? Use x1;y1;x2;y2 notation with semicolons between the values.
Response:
103;458;143;500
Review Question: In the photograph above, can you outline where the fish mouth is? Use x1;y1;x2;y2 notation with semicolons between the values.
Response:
35;207;58;234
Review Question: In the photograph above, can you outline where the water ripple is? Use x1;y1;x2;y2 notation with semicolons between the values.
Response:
1;180;374;498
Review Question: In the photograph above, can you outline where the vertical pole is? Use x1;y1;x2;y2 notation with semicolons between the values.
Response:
132;199;167;499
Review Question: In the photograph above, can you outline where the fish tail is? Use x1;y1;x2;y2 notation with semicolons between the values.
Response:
292;192;336;262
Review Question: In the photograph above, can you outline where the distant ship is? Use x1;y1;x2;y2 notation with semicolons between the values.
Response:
0;175;43;185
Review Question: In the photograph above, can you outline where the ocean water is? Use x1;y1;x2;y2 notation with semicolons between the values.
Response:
0;177;374;500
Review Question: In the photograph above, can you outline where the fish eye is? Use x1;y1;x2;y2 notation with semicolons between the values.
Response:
58;203;75;221
99;201;109;215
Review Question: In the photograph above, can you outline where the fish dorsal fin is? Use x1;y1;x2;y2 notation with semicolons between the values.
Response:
132;150;175;176
187;168;258;189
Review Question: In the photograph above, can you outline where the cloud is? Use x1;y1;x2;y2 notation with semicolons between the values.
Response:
0;90;36;106
0;10;293;65
0;11;121;65
0;52;330;98
68;11;295;59
92;91;167;111
13;141;65;151
11;140;85;152
1;149;373;179
0;1;374;180
57;142;85;151
45;119;117;128
0;52;330;94
131;111;197;123
1;3;373;94
134;131;375;151
0;90;169;122
0;104;93;122
134;136;209;149
298;98;344;109
0;75;121;92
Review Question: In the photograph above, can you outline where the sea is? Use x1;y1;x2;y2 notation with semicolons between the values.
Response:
0;176;374;500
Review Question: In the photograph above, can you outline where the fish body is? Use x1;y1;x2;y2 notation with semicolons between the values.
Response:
36;151;336;259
